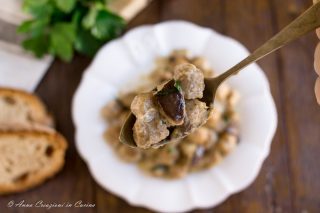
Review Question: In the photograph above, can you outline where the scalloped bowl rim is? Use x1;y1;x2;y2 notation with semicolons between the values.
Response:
72;20;278;212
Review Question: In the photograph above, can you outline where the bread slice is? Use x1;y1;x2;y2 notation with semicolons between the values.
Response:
0;88;53;129
0;130;67;195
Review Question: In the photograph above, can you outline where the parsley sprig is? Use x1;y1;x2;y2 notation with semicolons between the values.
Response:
18;0;126;62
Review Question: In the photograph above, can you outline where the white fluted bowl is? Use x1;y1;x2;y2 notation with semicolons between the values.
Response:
72;21;277;212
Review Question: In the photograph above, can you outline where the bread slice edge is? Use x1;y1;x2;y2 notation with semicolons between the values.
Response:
0;130;68;195
0;87;54;128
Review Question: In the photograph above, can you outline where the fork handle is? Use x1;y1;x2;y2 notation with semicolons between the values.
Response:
215;1;320;84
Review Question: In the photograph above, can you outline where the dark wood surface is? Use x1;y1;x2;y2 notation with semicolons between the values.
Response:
1;0;320;212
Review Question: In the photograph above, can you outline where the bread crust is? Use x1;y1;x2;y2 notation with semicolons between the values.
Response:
0;130;68;195
0;87;54;128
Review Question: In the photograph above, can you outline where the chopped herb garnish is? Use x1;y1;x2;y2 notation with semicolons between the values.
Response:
155;79;185;124
156;80;183;96
156;80;179;96
174;80;182;92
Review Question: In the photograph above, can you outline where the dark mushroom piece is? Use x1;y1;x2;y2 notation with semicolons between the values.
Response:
155;80;185;126
120;63;210;149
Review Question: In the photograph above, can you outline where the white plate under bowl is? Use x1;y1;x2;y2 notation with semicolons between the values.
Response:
72;21;277;212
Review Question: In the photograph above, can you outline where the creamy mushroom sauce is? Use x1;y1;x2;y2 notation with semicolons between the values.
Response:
102;50;240;179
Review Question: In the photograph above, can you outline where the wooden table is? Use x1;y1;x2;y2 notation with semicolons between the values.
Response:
1;0;320;212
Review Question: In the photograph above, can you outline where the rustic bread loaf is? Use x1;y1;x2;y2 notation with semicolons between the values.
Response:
0;130;67;195
0;88;53;129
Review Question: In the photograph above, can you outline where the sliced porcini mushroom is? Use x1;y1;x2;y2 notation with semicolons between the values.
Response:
155;80;185;126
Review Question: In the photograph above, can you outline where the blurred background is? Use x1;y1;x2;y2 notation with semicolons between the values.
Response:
0;0;319;212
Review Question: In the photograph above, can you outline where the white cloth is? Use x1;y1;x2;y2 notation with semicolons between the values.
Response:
0;41;52;91
0;0;52;92
0;0;29;25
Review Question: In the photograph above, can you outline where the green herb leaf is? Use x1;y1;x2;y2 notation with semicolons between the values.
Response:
19;0;126;61
71;10;82;27
54;0;76;13
50;23;76;61
82;7;98;29
174;80;182;92
91;10;125;40
23;0;53;17
17;18;49;37
75;28;104;56
50;33;73;62
157;80;181;96
22;34;49;58
53;22;76;42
